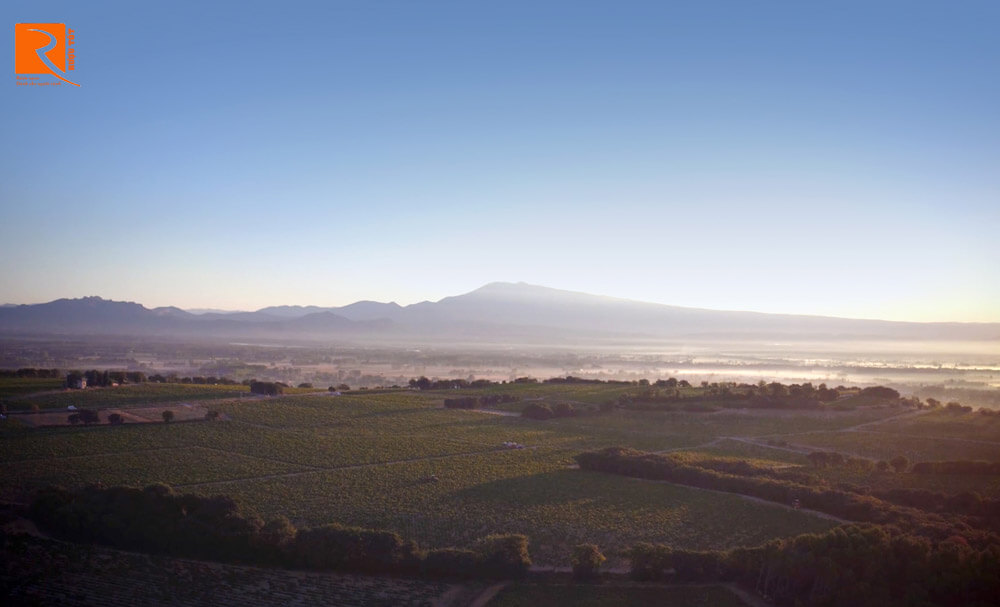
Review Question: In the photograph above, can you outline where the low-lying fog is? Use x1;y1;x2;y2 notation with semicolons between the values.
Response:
2;336;997;408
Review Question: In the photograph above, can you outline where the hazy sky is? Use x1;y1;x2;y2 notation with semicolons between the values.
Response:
3;1;998;322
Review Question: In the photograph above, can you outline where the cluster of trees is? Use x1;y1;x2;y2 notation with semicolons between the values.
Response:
410;376;542;387
521;402;576;420
574;447;999;543
67;409;100;425
0;368;61;378
148;374;242;385
29;484;532;579
66;370;148;388
409;377;499;390
615;380;856;412
64;370;255;388
543;376;636;386
571;543;606;581
859;386;901;400
249;381;284;396
66;410;182;426
622;524;1000;606
61;370;317;390
443;394;521;409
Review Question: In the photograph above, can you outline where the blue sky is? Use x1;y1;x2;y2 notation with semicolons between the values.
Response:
2;1;998;321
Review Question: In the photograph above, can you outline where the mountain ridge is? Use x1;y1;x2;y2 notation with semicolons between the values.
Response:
0;283;996;343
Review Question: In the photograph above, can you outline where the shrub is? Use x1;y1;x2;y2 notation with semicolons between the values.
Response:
571;543;605;581
476;534;531;578
860;386;901;400
250;381;284;396
291;524;415;573
890;455;909;473
78;409;100;424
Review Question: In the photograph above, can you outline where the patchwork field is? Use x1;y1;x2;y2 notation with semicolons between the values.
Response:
3;382;998;570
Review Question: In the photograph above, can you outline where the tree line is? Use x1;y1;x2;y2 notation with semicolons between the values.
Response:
616;382;893;411
623;524;1000;606
0;368;61;378
26;482;1000;603
29;484;531;579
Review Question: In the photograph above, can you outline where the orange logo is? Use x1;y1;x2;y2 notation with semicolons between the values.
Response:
15;23;79;87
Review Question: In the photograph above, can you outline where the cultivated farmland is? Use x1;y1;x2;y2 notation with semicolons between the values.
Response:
6;382;974;567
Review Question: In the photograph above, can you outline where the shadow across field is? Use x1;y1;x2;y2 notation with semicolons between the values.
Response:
450;470;587;507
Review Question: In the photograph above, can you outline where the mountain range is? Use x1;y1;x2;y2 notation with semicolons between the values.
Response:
0;282;995;343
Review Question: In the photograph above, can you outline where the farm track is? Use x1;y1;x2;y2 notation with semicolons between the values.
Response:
6;446;191;464
172;445;539;490
717;409;937;461
717;436;815;455
467;581;510;607
840;408;929;432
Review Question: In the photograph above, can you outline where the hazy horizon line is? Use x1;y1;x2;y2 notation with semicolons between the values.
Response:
3;282;999;326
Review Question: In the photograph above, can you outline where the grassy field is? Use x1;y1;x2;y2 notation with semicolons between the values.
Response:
4;383;996;567
0;376;65;399
872;408;1000;441
782;429;1000;462
8;383;253;411
488;583;749;607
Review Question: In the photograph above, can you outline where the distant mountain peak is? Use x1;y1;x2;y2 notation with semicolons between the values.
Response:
0;286;994;342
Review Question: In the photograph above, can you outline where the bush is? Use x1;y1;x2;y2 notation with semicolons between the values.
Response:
571;543;605;581
78;409;100;424
476;534;531;578
161;410;175;423
860;386;900;400
250;381;284;396
890;455;909;473
292;524;416;573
